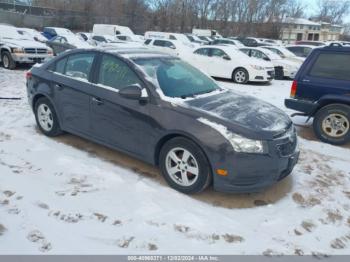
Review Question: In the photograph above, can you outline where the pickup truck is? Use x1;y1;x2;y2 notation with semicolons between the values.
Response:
0;25;53;69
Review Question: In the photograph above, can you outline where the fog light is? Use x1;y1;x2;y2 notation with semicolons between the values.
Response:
216;169;228;176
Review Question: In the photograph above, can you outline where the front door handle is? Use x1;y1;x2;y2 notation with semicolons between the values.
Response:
92;97;104;105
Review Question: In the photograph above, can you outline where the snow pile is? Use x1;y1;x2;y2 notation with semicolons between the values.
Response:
0;67;350;255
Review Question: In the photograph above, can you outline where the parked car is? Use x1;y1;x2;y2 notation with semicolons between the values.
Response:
210;38;245;48
286;45;317;58
17;28;48;43
42;27;75;40
0;25;53;69
27;48;299;194
261;46;305;63
240;47;300;79
285;45;350;145
260;38;283;46
189;45;275;84
144;31;197;48
295;40;326;47
185;34;208;45
143;38;191;57
92;35;142;48
47;35;92;55
76;32;97;46
197;35;213;43
237;37;272;47
115;34;144;43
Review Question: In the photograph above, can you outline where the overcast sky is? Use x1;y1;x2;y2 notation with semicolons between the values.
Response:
304;0;350;23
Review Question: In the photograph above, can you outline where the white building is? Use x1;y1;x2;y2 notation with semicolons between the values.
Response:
281;17;343;43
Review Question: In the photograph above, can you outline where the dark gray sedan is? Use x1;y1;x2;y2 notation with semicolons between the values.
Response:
26;48;299;194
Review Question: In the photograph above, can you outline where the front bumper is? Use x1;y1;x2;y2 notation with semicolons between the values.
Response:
250;69;275;82
212;127;299;193
12;53;53;64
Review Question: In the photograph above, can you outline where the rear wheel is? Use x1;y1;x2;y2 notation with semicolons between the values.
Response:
34;97;63;137
313;104;350;145
159;137;211;194
232;68;249;84
1;51;16;70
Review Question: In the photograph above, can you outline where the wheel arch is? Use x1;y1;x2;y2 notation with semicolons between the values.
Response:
312;96;350;116
32;93;62;124
154;132;213;172
232;66;249;80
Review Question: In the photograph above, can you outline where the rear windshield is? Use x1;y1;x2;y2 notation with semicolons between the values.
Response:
309;53;350;81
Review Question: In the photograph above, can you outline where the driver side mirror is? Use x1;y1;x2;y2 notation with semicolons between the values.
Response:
119;84;146;100
263;57;271;61
223;55;231;61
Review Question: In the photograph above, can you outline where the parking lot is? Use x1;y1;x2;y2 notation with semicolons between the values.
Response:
0;65;349;254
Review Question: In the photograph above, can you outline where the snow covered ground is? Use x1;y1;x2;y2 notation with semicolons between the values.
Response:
0;67;349;255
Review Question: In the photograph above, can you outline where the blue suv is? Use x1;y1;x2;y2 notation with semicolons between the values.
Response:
285;44;350;145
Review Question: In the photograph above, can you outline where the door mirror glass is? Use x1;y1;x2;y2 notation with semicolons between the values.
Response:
119;84;143;100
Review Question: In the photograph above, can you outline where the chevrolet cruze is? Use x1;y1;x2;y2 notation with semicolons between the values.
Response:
26;48;299;194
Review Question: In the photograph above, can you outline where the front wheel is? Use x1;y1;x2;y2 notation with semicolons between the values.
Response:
313;104;350;145
232;68;249;84
1;51;16;70
159;137;211;194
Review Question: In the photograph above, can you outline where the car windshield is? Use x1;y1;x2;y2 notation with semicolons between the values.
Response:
133;57;219;98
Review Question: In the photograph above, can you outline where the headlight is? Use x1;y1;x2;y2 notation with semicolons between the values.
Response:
227;132;267;154
250;64;265;70
12;48;24;54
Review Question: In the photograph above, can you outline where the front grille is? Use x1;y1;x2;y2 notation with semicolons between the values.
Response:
24;48;36;54
274;66;284;80
36;49;47;54
24;48;47;54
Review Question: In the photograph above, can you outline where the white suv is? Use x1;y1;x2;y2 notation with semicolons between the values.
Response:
0;25;53;69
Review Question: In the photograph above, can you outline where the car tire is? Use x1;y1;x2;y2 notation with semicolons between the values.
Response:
313;104;350;145
159;137;211;194
232;68;249;84
34;97;63;137
1;51;16;70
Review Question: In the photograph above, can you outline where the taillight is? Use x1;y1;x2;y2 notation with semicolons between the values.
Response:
290;80;297;98
26;71;32;80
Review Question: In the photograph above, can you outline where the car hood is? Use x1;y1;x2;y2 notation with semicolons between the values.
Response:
3;39;48;49
185;90;291;139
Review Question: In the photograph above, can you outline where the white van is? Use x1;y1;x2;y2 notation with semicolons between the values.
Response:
192;29;222;38
92;24;134;37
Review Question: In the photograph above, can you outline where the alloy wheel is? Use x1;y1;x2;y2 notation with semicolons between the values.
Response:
235;70;246;83
165;147;199;187
37;104;54;132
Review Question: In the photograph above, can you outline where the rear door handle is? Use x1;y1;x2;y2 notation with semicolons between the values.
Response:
55;84;64;90
92;97;104;105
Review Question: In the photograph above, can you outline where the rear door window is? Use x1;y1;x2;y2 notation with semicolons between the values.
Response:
97;55;141;90
64;53;95;81
194;48;210;56
309;53;350;81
